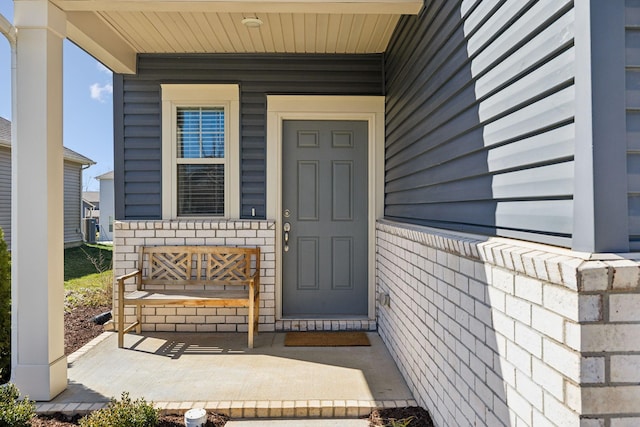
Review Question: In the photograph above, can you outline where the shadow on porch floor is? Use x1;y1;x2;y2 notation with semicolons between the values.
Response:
37;332;415;419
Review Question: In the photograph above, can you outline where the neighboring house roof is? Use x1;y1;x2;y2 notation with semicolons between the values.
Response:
97;171;114;180
63;146;95;166
0;117;10;146
83;191;100;204
0;117;96;165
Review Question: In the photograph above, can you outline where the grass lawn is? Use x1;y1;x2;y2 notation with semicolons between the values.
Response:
64;243;113;309
64;243;112;281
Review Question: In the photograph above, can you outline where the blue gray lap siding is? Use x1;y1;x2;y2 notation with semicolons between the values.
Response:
383;0;577;247
113;54;384;220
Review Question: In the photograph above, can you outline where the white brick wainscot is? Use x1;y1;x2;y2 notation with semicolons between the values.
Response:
114;220;276;333
376;220;640;427
114;220;376;334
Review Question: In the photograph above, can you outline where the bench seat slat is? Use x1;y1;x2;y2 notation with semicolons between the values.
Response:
124;290;251;307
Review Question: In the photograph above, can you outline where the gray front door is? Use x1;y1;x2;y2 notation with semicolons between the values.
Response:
282;120;368;317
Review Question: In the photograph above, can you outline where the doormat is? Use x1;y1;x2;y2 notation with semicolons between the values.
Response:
284;331;371;347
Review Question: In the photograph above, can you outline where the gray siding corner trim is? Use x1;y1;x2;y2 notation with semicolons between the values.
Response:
114;54;384;220
626;0;640;251
113;73;126;221
383;0;577;248
573;1;628;253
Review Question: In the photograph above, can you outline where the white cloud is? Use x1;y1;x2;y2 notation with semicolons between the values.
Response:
96;63;112;75
90;83;113;102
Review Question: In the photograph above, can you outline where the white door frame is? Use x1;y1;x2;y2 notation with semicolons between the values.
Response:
266;95;385;321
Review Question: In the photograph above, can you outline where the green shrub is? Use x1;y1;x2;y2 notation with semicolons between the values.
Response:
0;383;36;427
79;392;158;427
0;228;10;384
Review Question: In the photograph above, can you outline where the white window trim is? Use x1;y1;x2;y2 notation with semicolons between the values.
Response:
161;84;240;219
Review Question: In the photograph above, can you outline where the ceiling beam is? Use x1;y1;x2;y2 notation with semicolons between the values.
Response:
51;0;423;14
66;11;137;74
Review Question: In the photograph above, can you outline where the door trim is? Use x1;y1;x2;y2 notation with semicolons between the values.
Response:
266;95;385;321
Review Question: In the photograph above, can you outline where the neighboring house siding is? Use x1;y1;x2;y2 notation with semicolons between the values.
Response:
0;146;89;249
99;176;114;241
64;161;83;246
115;54;384;220
384;0;575;247
0;146;10;247
627;3;640;249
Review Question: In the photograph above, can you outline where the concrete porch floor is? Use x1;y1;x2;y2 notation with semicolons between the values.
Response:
37;331;416;419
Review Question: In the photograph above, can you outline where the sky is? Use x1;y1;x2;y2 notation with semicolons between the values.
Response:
0;1;114;191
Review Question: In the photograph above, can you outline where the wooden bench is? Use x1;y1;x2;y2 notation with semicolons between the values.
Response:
116;245;260;348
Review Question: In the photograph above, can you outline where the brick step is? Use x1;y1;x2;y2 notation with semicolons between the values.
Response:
36;399;418;419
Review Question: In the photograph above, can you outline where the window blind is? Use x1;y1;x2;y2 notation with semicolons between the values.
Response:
177;107;225;159
176;107;226;216
177;164;225;216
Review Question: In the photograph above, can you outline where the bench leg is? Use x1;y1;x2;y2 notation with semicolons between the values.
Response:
118;301;142;348
136;305;142;334
254;291;260;336
248;284;257;348
118;327;123;348
118;302;124;348
248;303;254;349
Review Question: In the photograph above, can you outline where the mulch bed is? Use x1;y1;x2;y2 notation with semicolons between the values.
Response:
64;305;111;356
368;407;435;426
28;306;435;426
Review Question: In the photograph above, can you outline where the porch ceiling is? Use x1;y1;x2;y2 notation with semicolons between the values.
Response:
48;0;423;74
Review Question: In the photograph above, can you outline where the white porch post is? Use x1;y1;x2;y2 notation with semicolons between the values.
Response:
10;0;67;400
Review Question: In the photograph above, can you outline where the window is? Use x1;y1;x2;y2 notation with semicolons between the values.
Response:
161;85;240;219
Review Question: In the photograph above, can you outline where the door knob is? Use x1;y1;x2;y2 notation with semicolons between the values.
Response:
283;222;291;252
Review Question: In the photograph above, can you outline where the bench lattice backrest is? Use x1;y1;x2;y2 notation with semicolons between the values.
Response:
140;246;259;286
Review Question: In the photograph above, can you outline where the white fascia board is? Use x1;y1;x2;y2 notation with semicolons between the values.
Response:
66;11;136;74
52;0;423;14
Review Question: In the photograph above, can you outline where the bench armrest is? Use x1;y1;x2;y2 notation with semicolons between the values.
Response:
116;269;141;285
117;269;142;293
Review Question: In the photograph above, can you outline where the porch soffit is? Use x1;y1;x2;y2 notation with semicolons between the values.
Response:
49;0;423;73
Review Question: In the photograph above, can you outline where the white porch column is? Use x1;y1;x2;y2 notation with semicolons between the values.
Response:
11;0;67;400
